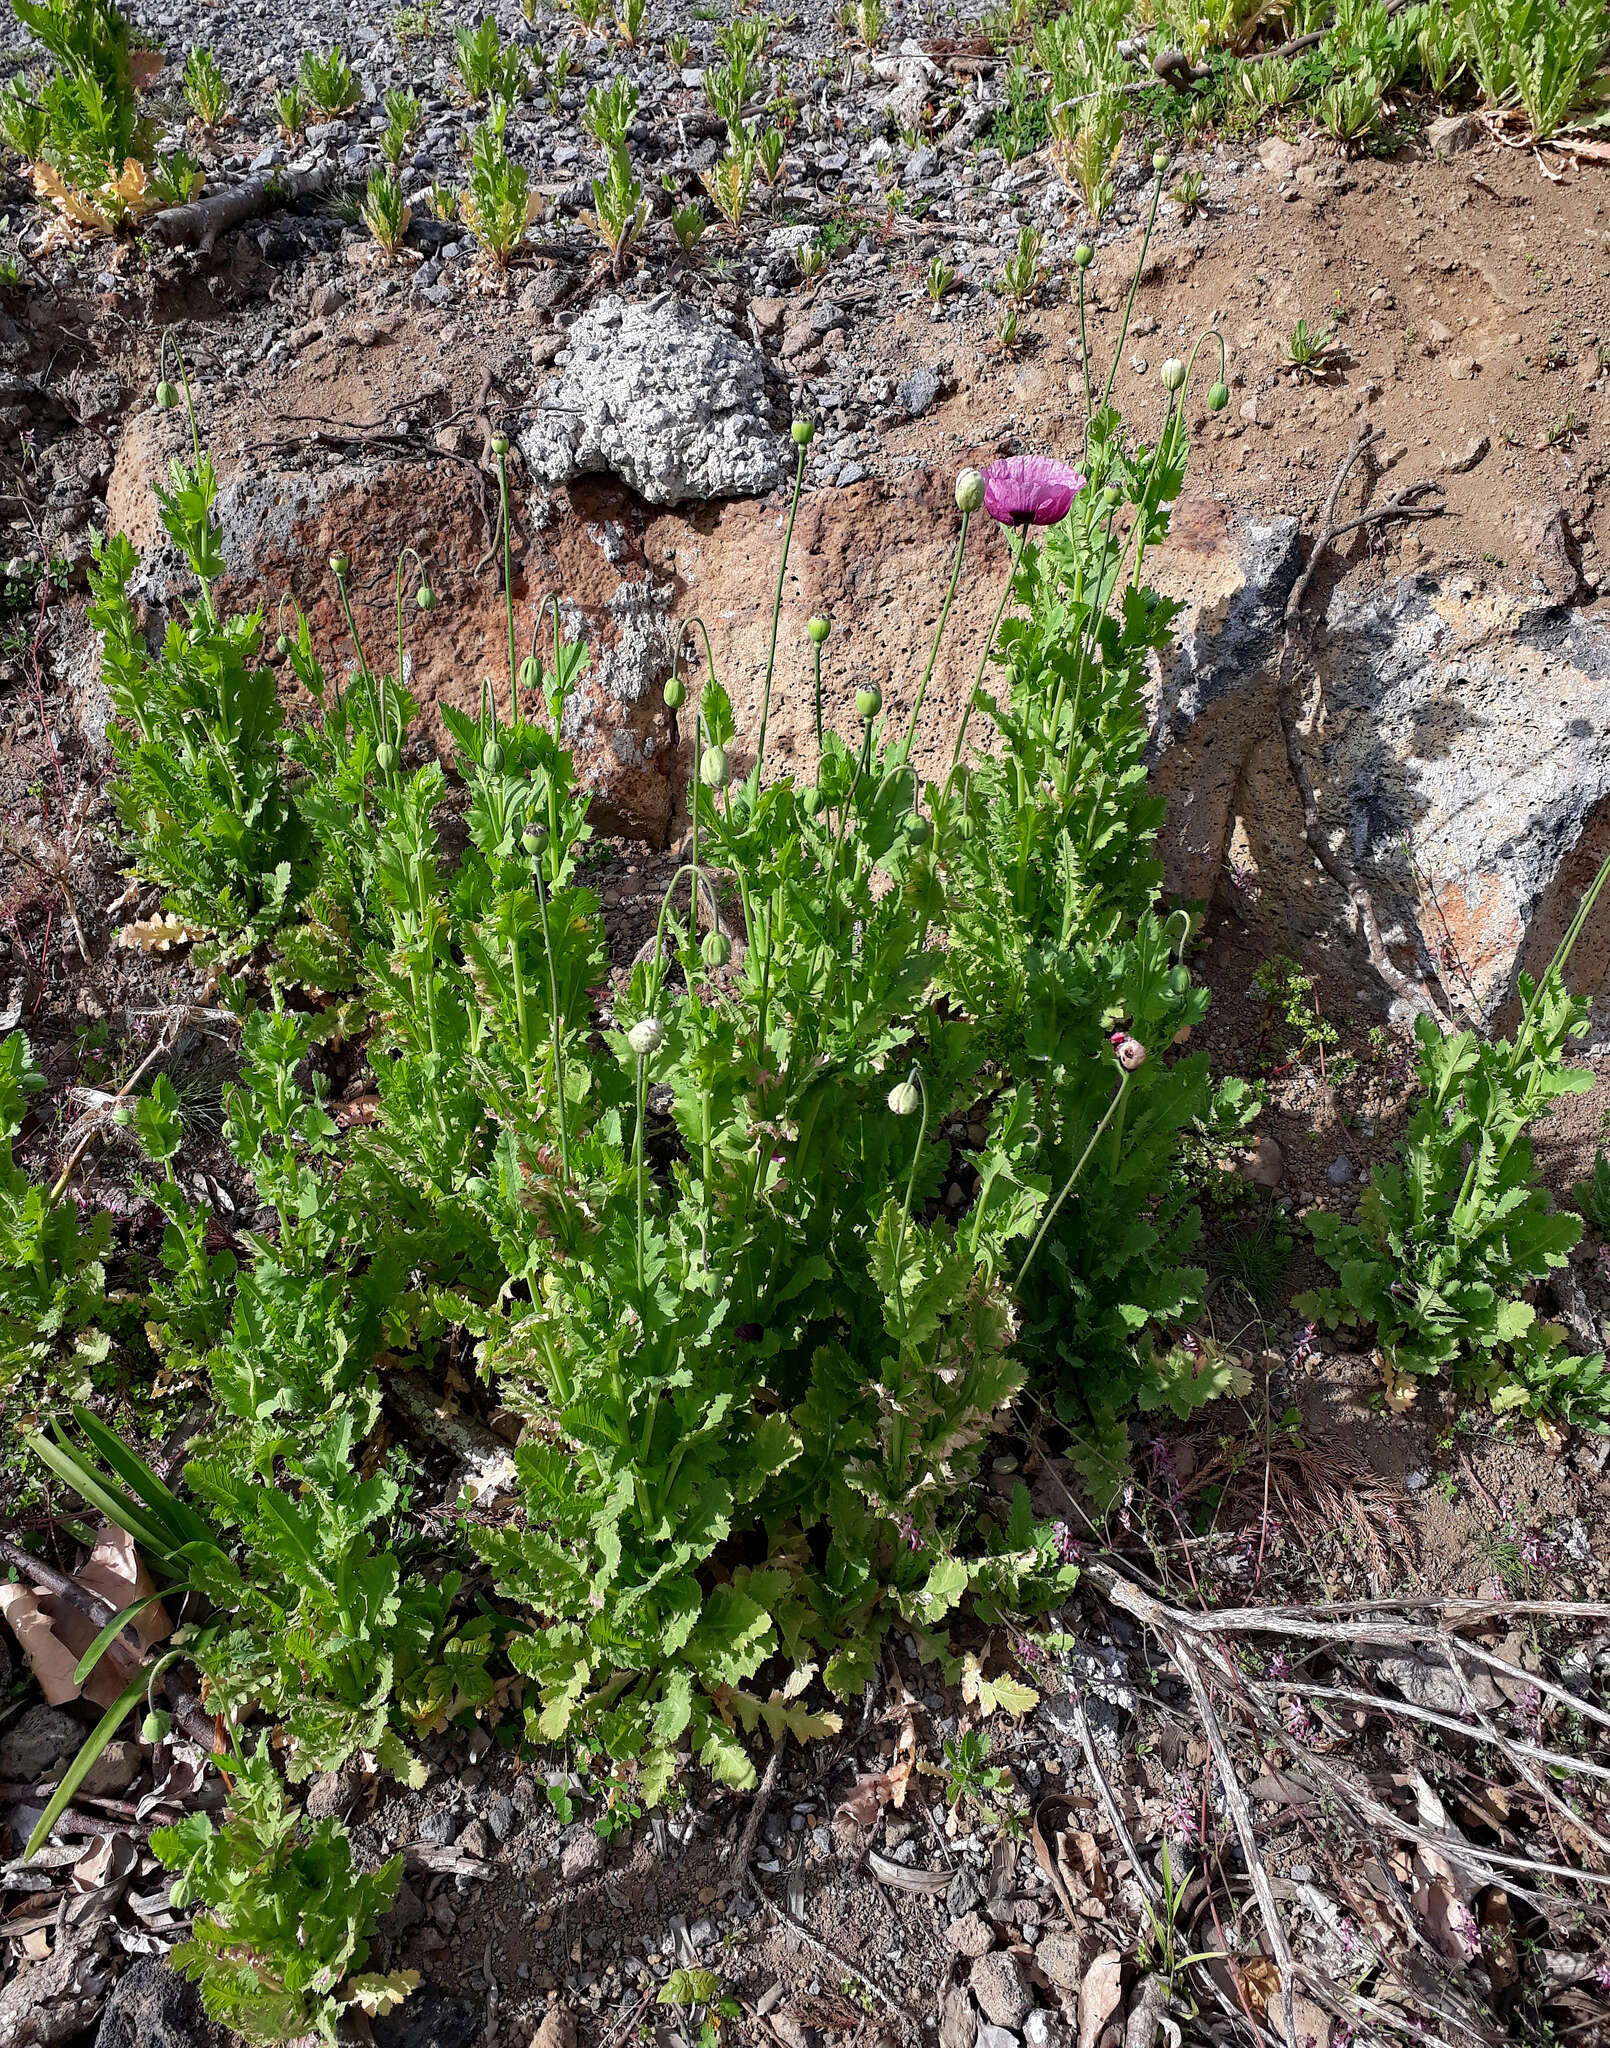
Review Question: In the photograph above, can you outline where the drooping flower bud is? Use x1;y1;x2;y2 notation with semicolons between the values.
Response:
887;1079;920;1117
1161;357;1186;392
416;584;436;610
955;469;986;514
1115;1035;1148;1072
855;684;882;721
140;1710;172;1743
482;738;505;774
519;654;539;694
906;813;931;847
1167;963;1191;995
800;785;823;818
663;675;686;708
376;741;399;775
807;614;831;644
792;419;815;446
155;378;179;410
701;930;732;969
700;743;730;789
628;1017;665;1057
1207;381;1229;412
276;632;292;657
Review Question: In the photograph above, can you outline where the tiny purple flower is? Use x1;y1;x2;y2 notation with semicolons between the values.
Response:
983;454;1086;528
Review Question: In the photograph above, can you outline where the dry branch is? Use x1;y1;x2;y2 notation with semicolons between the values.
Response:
149;165;332;255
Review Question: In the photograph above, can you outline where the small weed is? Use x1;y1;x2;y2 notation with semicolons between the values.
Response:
925;253;955;301
301;46;360;116
1282;317;1337;378
360;164;411;253
183;46;230;128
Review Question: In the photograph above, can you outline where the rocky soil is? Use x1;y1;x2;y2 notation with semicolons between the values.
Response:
4;3;1610;2046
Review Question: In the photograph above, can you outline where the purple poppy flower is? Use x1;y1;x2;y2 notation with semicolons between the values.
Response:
983;454;1086;528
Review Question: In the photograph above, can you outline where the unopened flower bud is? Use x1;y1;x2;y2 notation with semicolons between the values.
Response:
416;584;436;610
792;419;815;446
628;1016;664;1057
1073;243;1093;269
800;785;823;818
376;741;399;774
482;738;505;774
855;684;882;721
906;813;931;847
518;654;539;694
140;1710;172;1743
1161;357;1186;392
701;930;732;969
807;614;831;645
700;743;730;789
1207;381;1229;412
887;1079;920;1117
1115;1035;1148;1072
955;468;986;514
155;378;179;410
276;632;292;657
663;675;686;708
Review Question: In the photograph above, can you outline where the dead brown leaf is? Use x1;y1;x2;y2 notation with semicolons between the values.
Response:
1077;1950;1123;2048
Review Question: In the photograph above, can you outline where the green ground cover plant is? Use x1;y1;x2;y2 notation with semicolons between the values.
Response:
6;129;1608;2044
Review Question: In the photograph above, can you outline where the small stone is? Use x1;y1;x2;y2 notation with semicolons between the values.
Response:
532;2010;577;2048
898;365;943;417
1025;2017;1066;2048
486;1792;516;1842
456;1818;492;1859
561;1828;606;1882
1443;432;1490;475
418;1806;460;1847
373;1984;480;2048
1236;1134;1284;1189
750;295;787;334
971;1950;1033;2028
1427;112;1478;155
309;280;348;319
93;1958;227;2048
0;1705;82;1783
948;1865;986;1919
79;1738;141;1798
1326;1155;1353;1187
1036;1930;1083;1992
977;2028;1020;2048
940;1986;979;2048
1447;355;1478;381
948;1912;996;1959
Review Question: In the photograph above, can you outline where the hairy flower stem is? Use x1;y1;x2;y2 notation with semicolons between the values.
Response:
633;1048;648;1297
1100;161;1167;420
1014;1066;1131;1289
812;638;825;754
897;506;972;773
889;1069;929;1349
941;528;1020;798
532;858;571;1180
495;444;518;723
754;438;807;777
1076;266;1094;432
330;566;374;724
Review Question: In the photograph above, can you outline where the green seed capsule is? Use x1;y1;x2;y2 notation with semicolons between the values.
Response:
376;741;399;774
700;743;730;789
491;432;510;457
701;930;732;969
329;553;349;578
855;685;882;721
522;820;547;851
1074;243;1093;269
1207;381;1229;413
1152;148;1170;174
111;1104;132;1127
416;584;436;610
482;739;505;774
807;614;831;645
792;419;815;446
663;676;686;709
155;378;179;410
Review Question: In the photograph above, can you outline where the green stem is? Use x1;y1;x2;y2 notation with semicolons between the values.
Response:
533;859;571;1181
812;639;824;754
942;526;1020;800
754;439;807;777
634;1050;648;1297
496;445;518;724
898;506;971;771
1101;158;1167;419
1076;262;1094;440
1015;1066;1131;1290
